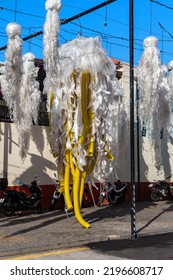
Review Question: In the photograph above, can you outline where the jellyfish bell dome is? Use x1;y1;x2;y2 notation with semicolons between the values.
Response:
143;36;158;48
45;0;62;11
168;60;173;71
6;22;22;38
22;52;35;62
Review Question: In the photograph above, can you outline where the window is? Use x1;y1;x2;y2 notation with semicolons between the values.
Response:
0;59;49;126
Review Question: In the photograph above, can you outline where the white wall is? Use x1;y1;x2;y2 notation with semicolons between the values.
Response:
0;122;56;185
1;62;173;185
120;62;172;182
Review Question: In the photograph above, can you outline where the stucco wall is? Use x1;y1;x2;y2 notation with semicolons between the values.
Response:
1;62;173;187
0;122;56;186
120;62;173;182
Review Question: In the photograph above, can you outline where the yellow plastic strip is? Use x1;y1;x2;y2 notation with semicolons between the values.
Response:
69;150;75;177
64;150;73;210
78;70;89;144
73;167;90;228
79;170;87;208
104;148;114;161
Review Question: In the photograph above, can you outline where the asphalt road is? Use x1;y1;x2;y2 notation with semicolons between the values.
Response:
1;200;173;261
5;231;173;260
88;232;173;260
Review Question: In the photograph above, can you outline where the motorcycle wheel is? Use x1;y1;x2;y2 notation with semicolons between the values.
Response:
49;198;58;211
116;193;125;205
2;200;16;216
97;195;104;207
150;191;160;201
36;202;42;214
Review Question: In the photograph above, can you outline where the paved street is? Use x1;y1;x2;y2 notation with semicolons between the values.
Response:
0;200;173;259
6;231;173;260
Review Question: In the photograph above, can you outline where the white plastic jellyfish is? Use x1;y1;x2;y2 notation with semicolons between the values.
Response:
2;22;41;160
138;36;171;170
42;0;125;228
157;64;171;128
47;36;125;227
43;0;62;100
138;36;162;122
1;22;23;121
18;52;41;160
167;60;173;139
168;60;173;94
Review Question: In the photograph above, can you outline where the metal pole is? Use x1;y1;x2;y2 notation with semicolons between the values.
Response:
136;78;141;201
129;0;137;239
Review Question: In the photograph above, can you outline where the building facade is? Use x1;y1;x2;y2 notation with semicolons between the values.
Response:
0;59;172;204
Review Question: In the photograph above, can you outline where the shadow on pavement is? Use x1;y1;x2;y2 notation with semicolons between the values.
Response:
0;209;66;226
137;203;173;233
87;231;173;260
83;200;173;225
1;210;74;238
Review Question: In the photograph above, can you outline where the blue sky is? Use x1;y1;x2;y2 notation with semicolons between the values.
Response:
0;0;173;66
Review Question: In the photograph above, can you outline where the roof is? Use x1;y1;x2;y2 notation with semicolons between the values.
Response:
111;57;122;79
111;57;120;65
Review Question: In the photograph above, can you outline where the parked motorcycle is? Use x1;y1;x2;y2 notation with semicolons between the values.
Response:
48;174;93;211
97;181;128;207
0;175;43;216
49;175;64;211
148;175;173;201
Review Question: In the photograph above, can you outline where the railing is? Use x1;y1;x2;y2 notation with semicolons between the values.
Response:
0;98;49;126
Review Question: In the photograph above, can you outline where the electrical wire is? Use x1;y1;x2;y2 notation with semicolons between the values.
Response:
0;1;173;63
0;6;45;19
141;0;173;39
158;22;173;40
150;0;173;10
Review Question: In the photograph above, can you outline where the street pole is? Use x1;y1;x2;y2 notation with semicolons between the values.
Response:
136;78;141;201
129;0;137;239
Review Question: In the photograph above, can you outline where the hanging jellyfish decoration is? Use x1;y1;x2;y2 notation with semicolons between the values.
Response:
1;22;23;121
168;60;173;92
168;60;173;139
1;22;41;160
43;0;125;228
17;52;41;159
137;36;171;170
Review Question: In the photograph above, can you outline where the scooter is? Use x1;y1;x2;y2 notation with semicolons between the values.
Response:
97;181;128;207
148;175;173;201
48;174;92;211
0;175;43;216
49;175;64;211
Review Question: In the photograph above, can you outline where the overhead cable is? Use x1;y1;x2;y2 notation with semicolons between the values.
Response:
0;6;45;19
159;22;173;40
150;0;173;10
0;0;117;51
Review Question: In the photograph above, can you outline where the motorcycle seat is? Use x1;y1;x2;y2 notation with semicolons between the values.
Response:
116;183;126;190
158;181;169;189
26;193;38;200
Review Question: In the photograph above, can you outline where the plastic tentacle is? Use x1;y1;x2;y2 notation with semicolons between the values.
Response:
73;167;90;228
78;70;89;144
64;150;73;210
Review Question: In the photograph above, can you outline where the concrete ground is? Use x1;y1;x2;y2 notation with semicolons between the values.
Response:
0;200;173;259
